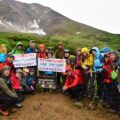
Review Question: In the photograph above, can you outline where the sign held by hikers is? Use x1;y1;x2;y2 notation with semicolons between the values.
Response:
13;53;37;68
38;58;66;72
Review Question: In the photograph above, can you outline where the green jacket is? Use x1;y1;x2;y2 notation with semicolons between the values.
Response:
11;42;24;54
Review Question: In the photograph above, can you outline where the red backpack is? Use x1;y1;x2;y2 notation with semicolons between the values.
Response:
0;63;4;70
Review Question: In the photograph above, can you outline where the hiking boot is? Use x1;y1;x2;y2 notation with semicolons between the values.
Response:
107;109;116;113
64;92;70;96
18;97;25;102
102;102;110;108
0;109;9;116
15;103;22;108
88;102;97;111
56;88;62;93
9;108;18;113
94;96;100;100
116;111;120;117
31;91;35;95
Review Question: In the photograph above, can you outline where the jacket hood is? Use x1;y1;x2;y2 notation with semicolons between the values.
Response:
38;44;45;49
66;66;73;72
91;47;100;59
1;65;11;78
1;65;11;72
16;42;23;47
103;53;111;64
81;48;89;54
13;42;24;52
76;48;81;52
58;42;63;46
5;59;14;67
110;51;119;62
57;42;64;49
100;47;111;53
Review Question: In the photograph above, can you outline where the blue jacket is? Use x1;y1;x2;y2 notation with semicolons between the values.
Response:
0;53;6;62
45;71;55;76
27;76;35;86
26;47;37;53
100;47;111;53
91;47;103;72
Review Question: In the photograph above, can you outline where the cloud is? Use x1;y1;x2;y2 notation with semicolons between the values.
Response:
16;0;120;33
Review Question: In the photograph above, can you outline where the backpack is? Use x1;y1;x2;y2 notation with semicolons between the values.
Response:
110;70;118;81
117;84;120;93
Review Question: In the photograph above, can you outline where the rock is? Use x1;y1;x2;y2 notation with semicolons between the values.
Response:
74;102;84;109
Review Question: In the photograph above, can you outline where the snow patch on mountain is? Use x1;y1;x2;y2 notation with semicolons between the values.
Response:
20;20;46;35
0;20;6;26
0;19;46;35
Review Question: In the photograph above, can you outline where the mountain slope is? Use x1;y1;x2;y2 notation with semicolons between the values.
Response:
0;0;107;35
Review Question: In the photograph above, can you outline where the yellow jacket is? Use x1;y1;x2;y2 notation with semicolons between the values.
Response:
80;48;94;69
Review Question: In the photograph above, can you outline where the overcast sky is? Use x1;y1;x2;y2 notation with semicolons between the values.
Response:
17;0;120;34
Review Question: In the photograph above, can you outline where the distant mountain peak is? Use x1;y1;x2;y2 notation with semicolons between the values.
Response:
3;0;14;1
0;0;106;35
1;0;14;2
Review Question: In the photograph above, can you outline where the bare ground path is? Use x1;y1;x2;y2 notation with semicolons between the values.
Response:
0;93;119;120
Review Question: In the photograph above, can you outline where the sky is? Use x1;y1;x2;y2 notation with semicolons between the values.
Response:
16;0;120;34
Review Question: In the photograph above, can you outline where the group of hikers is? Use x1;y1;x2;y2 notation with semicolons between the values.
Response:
0;40;120;116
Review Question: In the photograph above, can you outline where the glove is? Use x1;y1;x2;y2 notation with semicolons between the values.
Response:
83;65;89;70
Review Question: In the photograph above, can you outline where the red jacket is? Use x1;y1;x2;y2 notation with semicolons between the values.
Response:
103;55;112;84
64;70;85;89
0;62;4;70
0;60;15;76
4;60;15;76
74;70;85;85
74;55;80;68
37;51;46;58
10;75;21;90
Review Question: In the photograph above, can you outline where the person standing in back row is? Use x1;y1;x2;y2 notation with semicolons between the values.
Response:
80;48;94;98
0;44;7;72
37;44;46;76
90;47;103;100
26;40;37;54
11;42;24;54
55;42;64;89
26;40;37;75
74;48;81;69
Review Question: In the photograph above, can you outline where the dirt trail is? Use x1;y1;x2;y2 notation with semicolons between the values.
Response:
0;93;119;120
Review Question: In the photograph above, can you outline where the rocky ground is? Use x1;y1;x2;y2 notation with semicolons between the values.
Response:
0;93;119;120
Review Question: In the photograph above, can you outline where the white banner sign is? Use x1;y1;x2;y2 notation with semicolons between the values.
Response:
13;53;36;68
38;58;66;72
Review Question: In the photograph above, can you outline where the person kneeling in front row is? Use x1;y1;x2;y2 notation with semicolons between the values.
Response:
62;67;85;102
